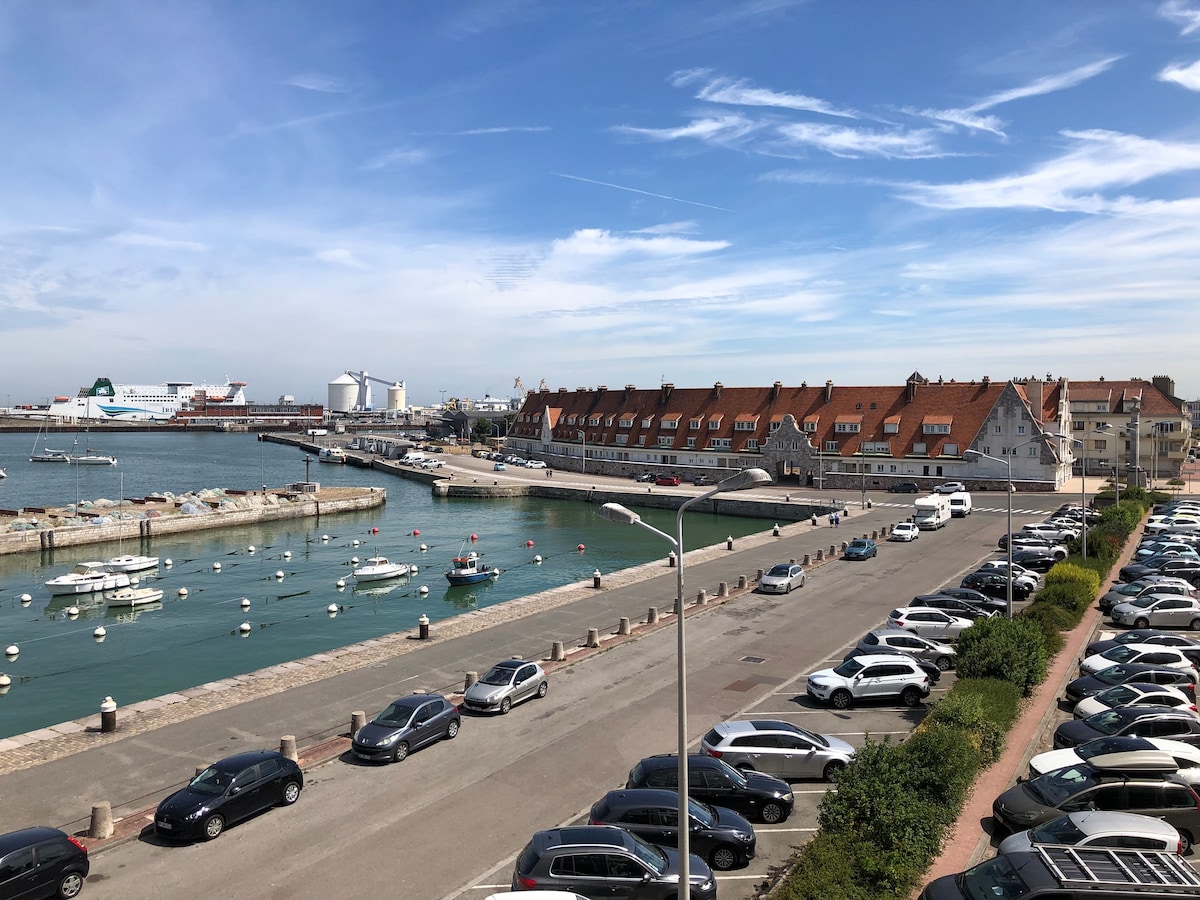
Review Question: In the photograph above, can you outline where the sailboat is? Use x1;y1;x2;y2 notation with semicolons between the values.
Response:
68;425;116;465
106;475;158;573
30;417;70;462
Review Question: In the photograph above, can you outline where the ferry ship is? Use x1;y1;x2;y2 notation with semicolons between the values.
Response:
49;377;249;422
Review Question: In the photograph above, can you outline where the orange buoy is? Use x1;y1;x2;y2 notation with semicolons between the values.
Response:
470;534;478;542
413;529;420;536
526;540;534;548
372;527;379;534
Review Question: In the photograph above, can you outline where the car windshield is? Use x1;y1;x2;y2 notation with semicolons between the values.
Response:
1078;736;1154;759
850;541;868;549
479;666;516;686
688;798;716;828
832;658;864;678
189;764;238;796
957;855;1028;900
766;564;791;577
1027;765;1097;806
1083;709;1127;734
373;703;416;728
626;831;668;874
1094;665;1133;685
1101;646;1138;663
1097;685;1139;706
1028;815;1087;846
1129;596;1159;609
711;757;749;788
1117;583;1145;595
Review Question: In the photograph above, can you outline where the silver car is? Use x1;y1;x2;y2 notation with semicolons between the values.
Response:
462;658;548;714
855;629;956;671
700;720;855;782
1111;596;1200;631
998;810;1182;856
758;563;806;594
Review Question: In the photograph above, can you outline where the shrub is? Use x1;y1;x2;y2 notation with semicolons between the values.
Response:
1017;603;1071;656
1044;562;1100;595
954;615;1048;695
924;679;1020;764
1033;582;1091;618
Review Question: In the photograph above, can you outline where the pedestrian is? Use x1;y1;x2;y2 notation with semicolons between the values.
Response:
833;513;840;528
828;512;835;527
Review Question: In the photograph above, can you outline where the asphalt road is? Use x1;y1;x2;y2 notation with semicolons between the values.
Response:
64;498;1050;900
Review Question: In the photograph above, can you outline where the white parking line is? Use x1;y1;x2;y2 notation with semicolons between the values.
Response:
758;826;819;833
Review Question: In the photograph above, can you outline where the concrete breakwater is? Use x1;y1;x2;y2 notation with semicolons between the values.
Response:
0;486;385;556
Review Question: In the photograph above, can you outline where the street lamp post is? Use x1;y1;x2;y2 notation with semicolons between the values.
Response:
598;467;771;896
577;430;586;476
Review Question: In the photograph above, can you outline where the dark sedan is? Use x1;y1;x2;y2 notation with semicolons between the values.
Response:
1064;663;1199;704
888;482;920;493
351;693;460;763
154;749;303;841
932;586;1008;614
1120;559;1200;585
1010;549;1059;572
1053;705;1200;749
911;594;996;621
960;570;1032;601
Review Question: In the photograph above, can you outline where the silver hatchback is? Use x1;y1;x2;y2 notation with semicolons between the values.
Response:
462;658;548;714
856;629;956;671
700;719;855;782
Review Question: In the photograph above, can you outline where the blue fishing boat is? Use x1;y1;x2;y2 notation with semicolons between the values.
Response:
444;551;497;586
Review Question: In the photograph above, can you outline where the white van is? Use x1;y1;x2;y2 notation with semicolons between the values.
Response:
400;452;426;465
948;491;972;518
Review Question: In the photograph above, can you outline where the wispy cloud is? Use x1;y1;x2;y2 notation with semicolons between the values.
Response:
777;122;946;159
553;173;733;212
673;69;859;119
360;147;429;170
550;228;729;259
442;126;551;136
107;232;207;252
1160;0;1200;34
611;114;761;145
1159;59;1200;90
285;74;348;93
632;221;700;235
315;248;369;269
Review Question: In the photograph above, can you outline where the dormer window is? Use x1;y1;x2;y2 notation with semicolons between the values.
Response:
708;415;723;430
619;416;633;429
690;418;703;430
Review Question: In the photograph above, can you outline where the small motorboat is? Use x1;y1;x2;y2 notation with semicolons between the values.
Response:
105;554;161;574
45;562;132;596
445;552;499;587
318;447;347;464
351;556;411;583
0;466;6;478
106;587;166;607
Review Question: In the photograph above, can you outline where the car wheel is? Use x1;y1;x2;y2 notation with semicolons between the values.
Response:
901;687;922;707
202;814;225;840
760;802;785;824
446;719;460;739
58;872;84;899
1190;619;1200;632
823;760;846;782
830;689;853;710
784;582;791;594
709;844;739;871
1134;617;1150;630
392;741;409;763
537;680;549;699
499;697;512;715
281;780;301;805
799;574;806;587
1180;829;1194;855
935;656;953;671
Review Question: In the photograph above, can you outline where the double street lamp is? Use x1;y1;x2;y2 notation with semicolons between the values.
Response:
598;467;771;896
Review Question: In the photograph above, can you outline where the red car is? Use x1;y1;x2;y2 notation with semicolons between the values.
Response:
655;475;682;486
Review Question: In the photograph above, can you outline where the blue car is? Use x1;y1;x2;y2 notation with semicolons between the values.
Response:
844;539;878;560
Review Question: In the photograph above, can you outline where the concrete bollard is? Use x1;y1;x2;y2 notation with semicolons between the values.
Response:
586;628;600;648
756;568;764;582
726;535;734;550
830;544;836;556
841;542;849;552
618;617;631;635
816;549;825;561
871;530;878;539
551;641;565;661
280;734;298;762
737;575;747;590
647;606;659;624
668;551;677;568
811;514;818;526
862;533;869;540
803;553;811;565
418;614;430;640
100;696;117;733
351;710;367;734
696;589;708;605
772;523;780;536
89;801;114;840
592;569;602;589
717;582;728;597
464;671;479;690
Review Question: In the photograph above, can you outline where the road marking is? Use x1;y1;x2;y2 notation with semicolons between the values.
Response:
758;826;819;833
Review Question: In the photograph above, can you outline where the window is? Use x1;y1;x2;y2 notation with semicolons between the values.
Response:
824;440;838;452
690;418;702;430
0;847;34;880
994;425;1003;434
588;416;600;426
551;854;607;878
734;418;757;431
661;419;677;429
708;419;721;430
710;438;731;449
619;417;633;428
803;421;817;432
1095;440;1107;451
944;443;958;455
1017;425;1026;435
641;417;653;428
686;438;696;448
614;434;627;445
862;441;890;453
1096;403;1107;412
1028;446;1038;456
923;423;951;434
769;420;782;432
605;416;614;427
835;422;860;433
566;415;576;425
746;439;759;450
658;437;674;447
913;442;927;454
883;422;899;434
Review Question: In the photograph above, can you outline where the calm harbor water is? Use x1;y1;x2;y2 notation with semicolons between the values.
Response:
0;432;772;738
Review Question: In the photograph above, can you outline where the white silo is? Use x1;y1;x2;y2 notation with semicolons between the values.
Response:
328;373;359;413
387;381;407;412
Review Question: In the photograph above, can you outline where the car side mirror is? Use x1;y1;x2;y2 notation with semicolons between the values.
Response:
1016;775;1024;784
642;872;653;883
229;786;242;795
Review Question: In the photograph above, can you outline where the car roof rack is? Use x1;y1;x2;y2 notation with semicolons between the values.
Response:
1036;845;1200;891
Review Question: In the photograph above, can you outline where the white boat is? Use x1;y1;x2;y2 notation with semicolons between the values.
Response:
105;554;160;573
48;376;248;422
0;467;6;479
67;427;117;465
30;419;70;463
45;562;132;596
318;447;347;464
351;556;411;583
105;587;165;607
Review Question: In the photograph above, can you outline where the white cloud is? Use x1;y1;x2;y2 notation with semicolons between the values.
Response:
1160;0;1200;34
632;221;700;235
107;232;207;252
361;147;429;170
285;74;348;93
777;122;945;159
315;248;369;269
1159;59;1200;90
691;75;859;119
612;114;761;144
444;126;551;135
549;228;729;260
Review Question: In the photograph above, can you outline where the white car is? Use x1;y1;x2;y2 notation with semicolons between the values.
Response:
1078;644;1200;679
805;654;931;710
886;607;974;641
418;459;444;469
1029;736;1200;779
998;810;1183;857
934;481;966;494
524;460;547;469
758;563;806;594
1071;682;1197;720
974;562;1039;592
889;522;920;542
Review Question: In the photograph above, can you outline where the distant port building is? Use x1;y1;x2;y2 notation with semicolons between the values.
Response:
506;373;1190;493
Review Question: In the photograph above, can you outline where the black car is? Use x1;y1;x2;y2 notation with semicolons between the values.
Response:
841;645;942;683
154;749;303;841
1099;580;1195;613
888;482;920;493
1120;559;1200;586
911;594;997;621
511;825;717;899
960;570;1032;601
1064;663;1199;705
1085;629;1200;659
1053;705;1200;749
0;826;89;900
1010;549;1059;572
588;788;756;871
932;587;1008;613
626;753;794;824
350;693;461;763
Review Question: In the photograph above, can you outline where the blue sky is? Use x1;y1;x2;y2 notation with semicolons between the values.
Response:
4;0;1200;408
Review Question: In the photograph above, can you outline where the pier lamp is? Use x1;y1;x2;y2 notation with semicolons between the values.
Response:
597;467;771;896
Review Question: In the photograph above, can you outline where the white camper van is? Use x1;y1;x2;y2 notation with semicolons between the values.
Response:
948;492;972;518
913;495;952;530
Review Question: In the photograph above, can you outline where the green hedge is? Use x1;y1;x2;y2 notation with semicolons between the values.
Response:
953;615;1049;696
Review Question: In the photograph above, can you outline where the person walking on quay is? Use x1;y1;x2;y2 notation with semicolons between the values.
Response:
833;512;840;528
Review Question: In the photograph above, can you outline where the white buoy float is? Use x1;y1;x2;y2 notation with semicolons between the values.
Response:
410;565;419;575
239;622;251;634
177;587;188;597
352;539;360;547
327;604;339;617
165;559;173;567
336;578;346;589
0;672;10;694
419;543;428;552
240;598;251;609
19;593;31;606
534;555;543;564
418;585;429;595
213;562;222;571
93;626;107;641
66;606;80;618
5;645;18;659
275;570;285;580
130;575;139;586
247;545;256;554
283;550;292;559
321;534;330;542
351;557;359;565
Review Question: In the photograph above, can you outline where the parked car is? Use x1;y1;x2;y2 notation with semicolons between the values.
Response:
930;586;1008;614
1029;735;1200;779
154;749;303;840
1086;629;1200;658
510;825;717;899
843;538;877;560
0;826;89;900
692;475;713;486
350;693;461;763
856;629;956;670
910;593;997;621
700;719;855;782
934;481;966;494
1022;522;1080;542
1078;644;1199;680
625;753;794;824
889;522;920;542
493;462;507;471
805;654;931;710
524;460;547;469
886;607;974;641
1053;706;1200;749
960;570;1033;600
971;565;1038;593
757;563;806;594
888;482;920;493
1064;663;1199;705
587;789;756;871
1120;558;1200;585
998;810;1184;856
1100;579;1196;612
1009;548;1061;572
1111;596;1200;630
633;472;655;482
655;475;682;486
1071;682;1197;720
841;645;943;683
1137;541;1200;560
462;659;548;714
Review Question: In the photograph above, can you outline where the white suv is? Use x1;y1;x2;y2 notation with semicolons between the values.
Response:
806;654;931;710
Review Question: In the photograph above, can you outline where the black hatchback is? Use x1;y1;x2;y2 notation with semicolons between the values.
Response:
588;788;756;871
154;749;303;841
1064;663;1198;704
0;826;89;900
625;753;794;824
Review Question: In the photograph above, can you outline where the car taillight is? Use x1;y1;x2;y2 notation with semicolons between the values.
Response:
68;836;88;855
705;747;722;758
517;876;539;889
